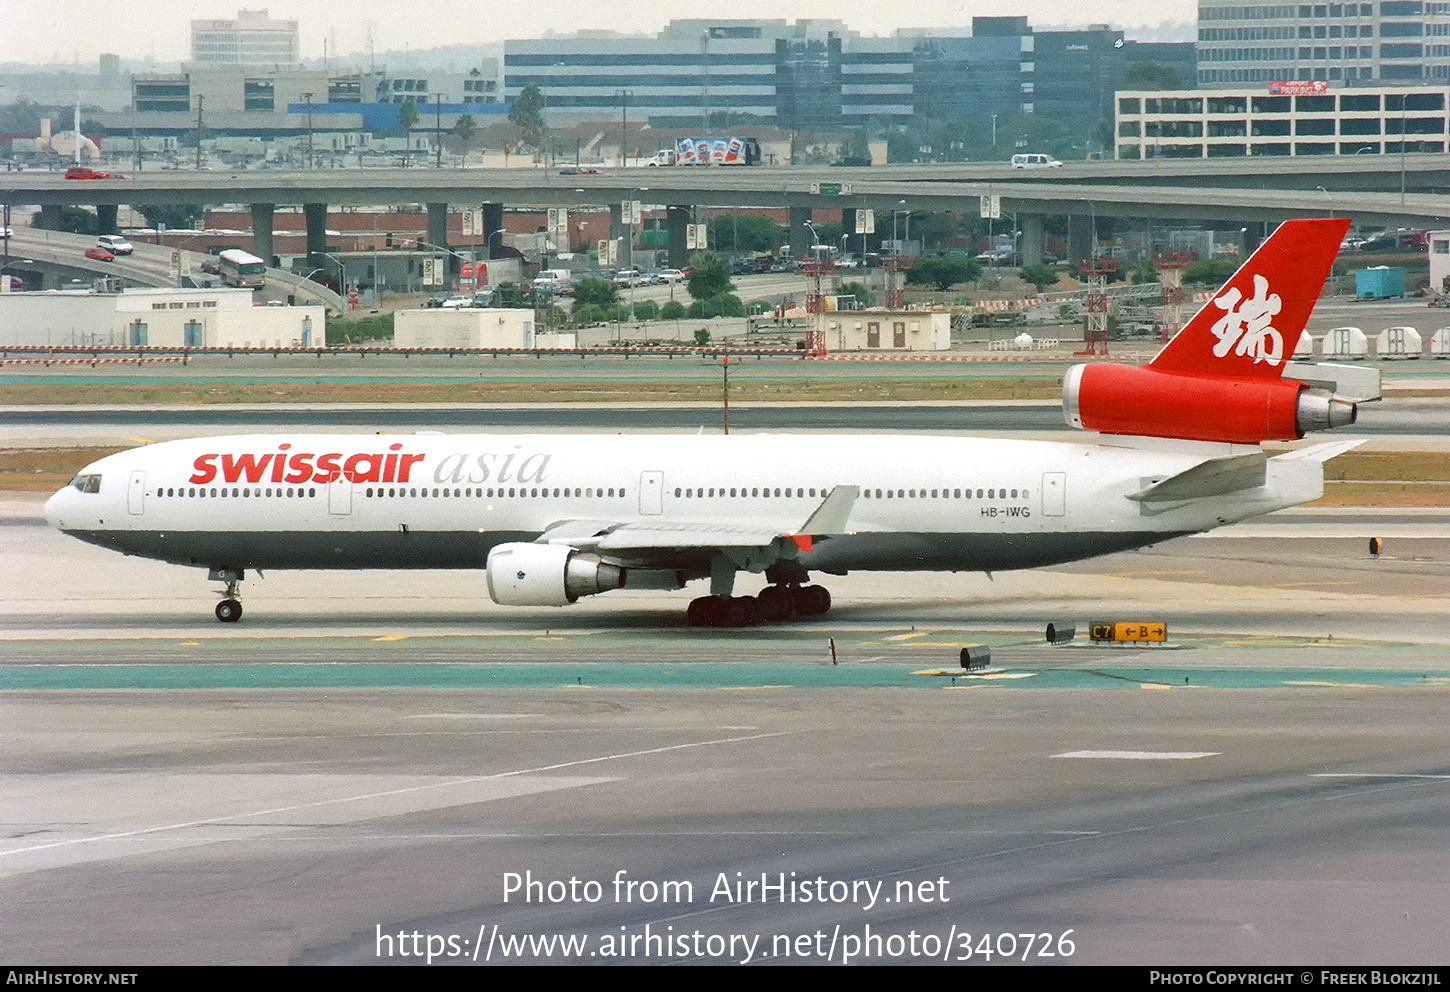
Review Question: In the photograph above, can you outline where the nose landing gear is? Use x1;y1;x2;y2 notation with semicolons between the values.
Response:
209;568;244;623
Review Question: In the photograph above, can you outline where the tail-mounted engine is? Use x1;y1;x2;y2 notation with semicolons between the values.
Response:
485;542;626;606
1063;363;1356;445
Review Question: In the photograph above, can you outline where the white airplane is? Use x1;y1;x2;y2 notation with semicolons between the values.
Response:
45;218;1371;627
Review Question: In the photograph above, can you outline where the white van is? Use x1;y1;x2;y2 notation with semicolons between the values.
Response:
1011;153;1063;169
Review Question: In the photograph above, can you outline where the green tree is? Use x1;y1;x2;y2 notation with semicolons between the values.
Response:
838;280;877;307
452;113;477;146
661;300;687;320
508;84;546;149
55;206;98;236
707;214;785;255
907;256;980;291
686;293;745;319
1019;265;1059;292
686;251;734;300
137;204;205;231
1;97;43;135
913;213;960;250
631;299;660;321
397;100;420;133
571;277;618;308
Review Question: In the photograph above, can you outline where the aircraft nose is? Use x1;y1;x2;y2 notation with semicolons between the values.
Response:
44;486;72;530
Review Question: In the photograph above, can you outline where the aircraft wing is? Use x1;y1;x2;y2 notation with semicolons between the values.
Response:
536;485;860;557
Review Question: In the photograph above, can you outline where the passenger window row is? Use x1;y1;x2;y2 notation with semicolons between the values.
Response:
157;487;318;498
364;486;626;499
668;486;1029;499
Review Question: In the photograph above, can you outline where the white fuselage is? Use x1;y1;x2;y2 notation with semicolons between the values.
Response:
45;432;1322;583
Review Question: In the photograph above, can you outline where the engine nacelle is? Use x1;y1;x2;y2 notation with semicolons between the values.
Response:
485;542;626;607
1063;363;1356;445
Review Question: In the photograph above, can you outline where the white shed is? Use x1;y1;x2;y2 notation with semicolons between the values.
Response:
393;308;540;349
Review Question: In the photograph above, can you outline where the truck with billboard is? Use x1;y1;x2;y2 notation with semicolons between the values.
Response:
643;137;761;166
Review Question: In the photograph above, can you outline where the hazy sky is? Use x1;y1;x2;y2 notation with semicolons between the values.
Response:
4;1;1196;65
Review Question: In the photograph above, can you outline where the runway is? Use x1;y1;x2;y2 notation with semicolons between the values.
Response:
4;498;1450;965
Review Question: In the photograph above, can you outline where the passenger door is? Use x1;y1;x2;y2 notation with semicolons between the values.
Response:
1041;472;1066;517
638;471;664;515
127;470;146;515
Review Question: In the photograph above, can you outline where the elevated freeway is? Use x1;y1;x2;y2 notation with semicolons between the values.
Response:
1;228;344;312
6;163;1449;270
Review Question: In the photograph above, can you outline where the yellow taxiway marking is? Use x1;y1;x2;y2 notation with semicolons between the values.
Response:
179;641;201;647
884;630;934;641
371;635;411;642
1284;680;1385;689
1054;750;1220;760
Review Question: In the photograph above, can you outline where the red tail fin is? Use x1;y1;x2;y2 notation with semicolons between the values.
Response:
1150;217;1349;378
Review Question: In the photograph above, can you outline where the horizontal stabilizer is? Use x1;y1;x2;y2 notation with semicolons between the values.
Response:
1283;361;1382;403
1128;451;1267;503
1272;438;1366;463
799;485;860;536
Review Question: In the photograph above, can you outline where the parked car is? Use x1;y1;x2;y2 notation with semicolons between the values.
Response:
558;166;602;176
96;235;134;255
65;165;116;180
655;268;686;283
439;296;474;309
84;246;115;261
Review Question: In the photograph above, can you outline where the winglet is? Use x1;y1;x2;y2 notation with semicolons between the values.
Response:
798;485;859;536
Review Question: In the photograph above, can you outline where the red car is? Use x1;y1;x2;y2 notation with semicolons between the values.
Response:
84;246;115;262
65;166;115;180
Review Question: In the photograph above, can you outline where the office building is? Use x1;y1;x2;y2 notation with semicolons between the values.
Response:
1197;0;1450;86
191;9;301;66
1116;81;1448;157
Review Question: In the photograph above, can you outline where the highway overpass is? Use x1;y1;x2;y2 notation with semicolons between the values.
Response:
5;162;1449;269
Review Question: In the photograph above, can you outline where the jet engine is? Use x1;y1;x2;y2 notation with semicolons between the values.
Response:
1063;363;1356;445
485;542;626;606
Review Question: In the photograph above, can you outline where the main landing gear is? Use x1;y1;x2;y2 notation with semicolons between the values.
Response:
686;583;831;628
209;568;244;623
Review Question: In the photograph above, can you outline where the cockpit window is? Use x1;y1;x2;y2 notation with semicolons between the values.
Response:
71;474;102;493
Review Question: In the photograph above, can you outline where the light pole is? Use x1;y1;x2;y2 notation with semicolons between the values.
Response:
488;227;506;260
301;92;314;169
418;240;474;295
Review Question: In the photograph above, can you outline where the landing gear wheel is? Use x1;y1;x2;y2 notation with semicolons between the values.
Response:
687;595;727;627
215;599;243;623
756;585;794;623
790;585;831;617
723;596;761;627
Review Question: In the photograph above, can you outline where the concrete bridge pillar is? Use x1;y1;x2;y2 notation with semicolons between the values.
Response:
1067;214;1094;266
426;202;449;252
667;206;691;268
303;202;328;259
1021;213;1045;268
609;203;625;246
483;202;504;258
789;207;812;259
96;205;118;236
250;203;275;264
